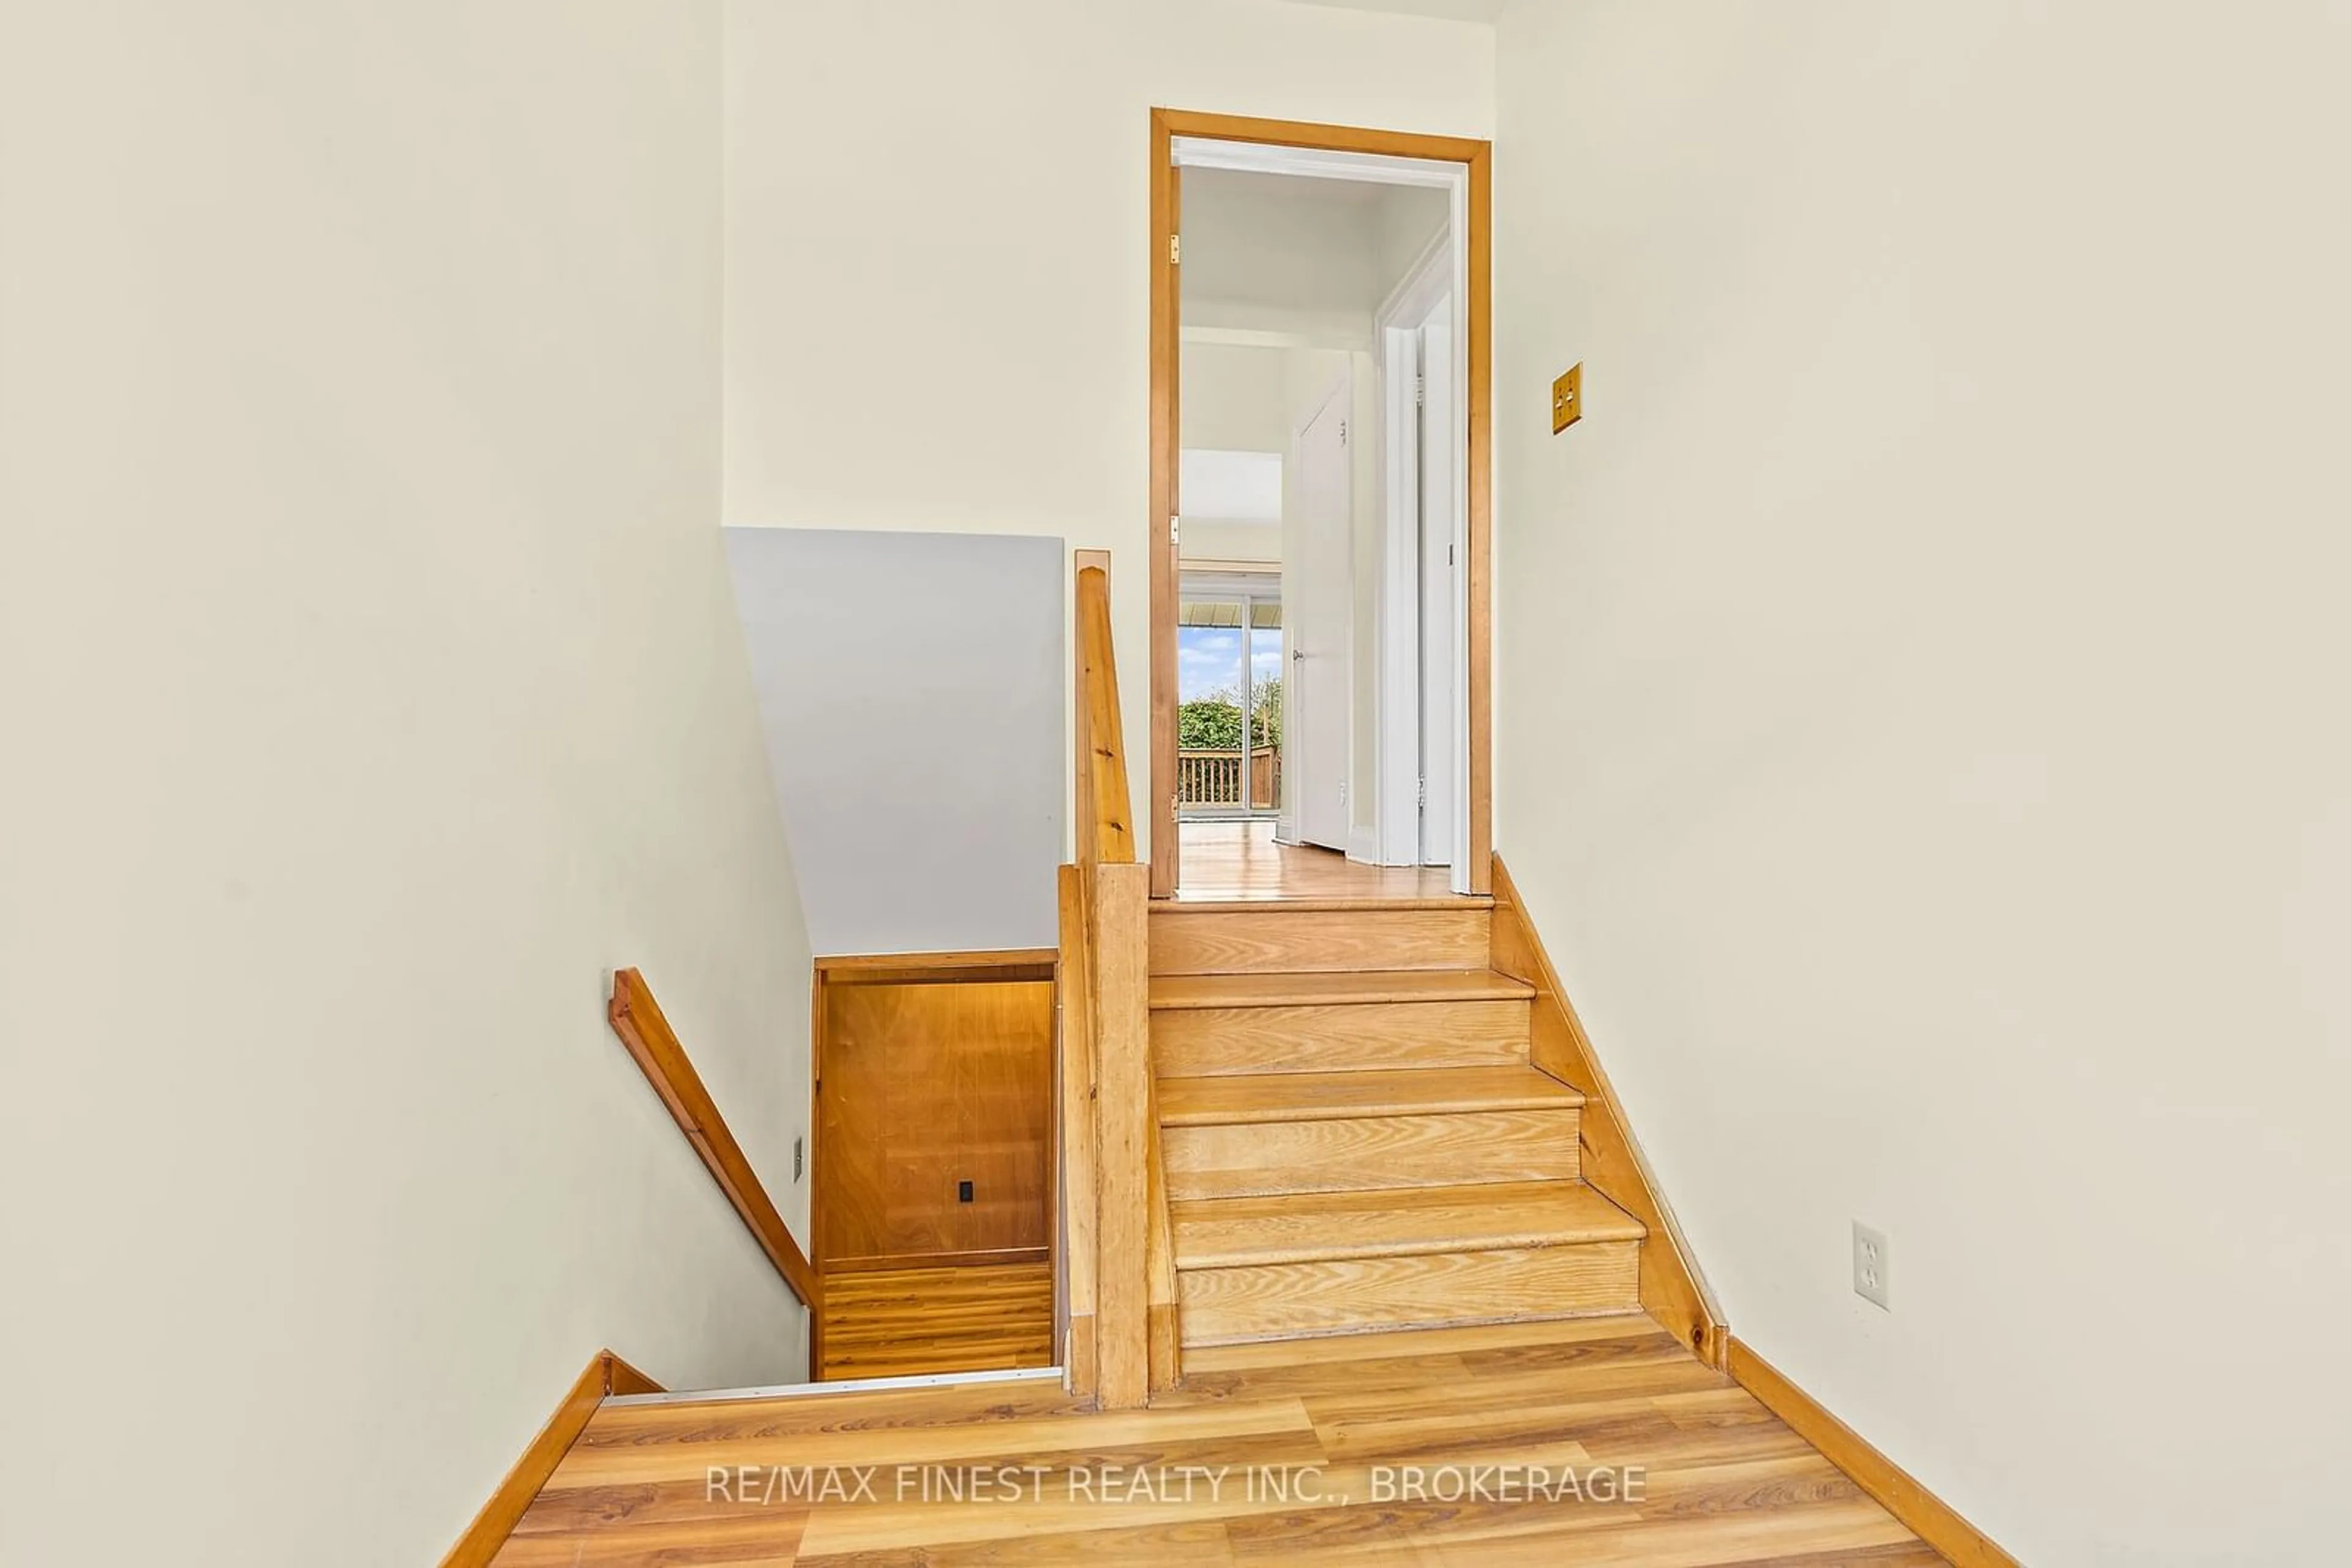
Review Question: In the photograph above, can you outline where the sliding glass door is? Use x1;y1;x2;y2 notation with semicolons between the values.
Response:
1176;576;1282;819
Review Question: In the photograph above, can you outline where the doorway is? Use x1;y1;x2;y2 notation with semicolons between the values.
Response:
1148;110;1492;899
1176;571;1283;821
809;953;1057;1381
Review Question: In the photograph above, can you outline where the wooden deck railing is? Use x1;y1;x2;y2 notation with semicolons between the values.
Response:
1058;550;1174;1409
1177;748;1281;809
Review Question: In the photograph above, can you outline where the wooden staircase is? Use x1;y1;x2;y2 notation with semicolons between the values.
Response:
1147;896;1649;1348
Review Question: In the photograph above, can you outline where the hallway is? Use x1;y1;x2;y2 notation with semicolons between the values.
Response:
1173;821;1466;904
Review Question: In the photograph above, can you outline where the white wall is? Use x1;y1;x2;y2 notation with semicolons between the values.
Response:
0;4;813;1564
725;0;1494;860
1183;342;1300;455
1180;519;1283;566
1179;340;1349;574
1494;2;2351;1563
1374;184;1450;305
726;528;1065;955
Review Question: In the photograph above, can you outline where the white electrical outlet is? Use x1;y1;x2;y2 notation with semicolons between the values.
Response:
1852;1221;1890;1310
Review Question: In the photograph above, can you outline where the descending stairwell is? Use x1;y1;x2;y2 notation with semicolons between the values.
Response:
1147;895;1650;1348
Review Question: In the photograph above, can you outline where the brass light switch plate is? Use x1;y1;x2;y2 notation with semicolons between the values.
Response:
1552;364;1583;432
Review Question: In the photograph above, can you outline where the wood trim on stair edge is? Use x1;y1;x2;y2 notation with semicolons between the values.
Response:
825;1246;1051;1273
1144;1063;1183;1395
809;961;829;1377
438;1347;664;1568
1090;859;1155;1409
1728;1338;2020;1568
1487;855;1725;1365
609;966;822;1311
1056;863;1102;1402
815;948;1059;985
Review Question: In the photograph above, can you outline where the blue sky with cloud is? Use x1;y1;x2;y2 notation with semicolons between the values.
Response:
1180;627;1283;702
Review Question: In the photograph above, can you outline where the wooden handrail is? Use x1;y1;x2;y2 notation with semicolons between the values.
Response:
1076;558;1135;867
608;967;822;1312
1059;551;1170;1408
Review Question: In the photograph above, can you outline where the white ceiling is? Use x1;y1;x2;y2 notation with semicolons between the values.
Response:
1185;165;1392;211
1179;165;1452;343
1275;0;1503;22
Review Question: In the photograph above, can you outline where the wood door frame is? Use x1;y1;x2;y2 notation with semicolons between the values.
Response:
1149;107;1493;898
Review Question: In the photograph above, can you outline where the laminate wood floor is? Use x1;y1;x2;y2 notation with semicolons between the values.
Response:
817;1263;1055;1381
1174;820;1469;904
498;1314;1938;1565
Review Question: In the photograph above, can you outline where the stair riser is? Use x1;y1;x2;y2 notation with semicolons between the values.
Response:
1177;1244;1642;1346
1166;1109;1581;1201
1150;909;1490;976
1153;999;1532;1077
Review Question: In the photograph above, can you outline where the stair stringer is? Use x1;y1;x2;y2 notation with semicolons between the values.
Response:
1488;853;1730;1368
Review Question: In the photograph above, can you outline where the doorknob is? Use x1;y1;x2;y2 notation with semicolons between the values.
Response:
1292;650;1305;661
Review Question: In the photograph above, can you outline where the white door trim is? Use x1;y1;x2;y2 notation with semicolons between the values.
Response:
1421;311;1466;876
1370;211;1471;882
1170;138;1460;190
1374;320;1423;869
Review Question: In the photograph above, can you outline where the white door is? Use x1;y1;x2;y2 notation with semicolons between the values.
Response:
1285;376;1352;852
1417;313;1460;868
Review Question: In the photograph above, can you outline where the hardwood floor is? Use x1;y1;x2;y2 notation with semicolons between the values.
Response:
1174;820;1468;904
497;1315;1936;1564
816;1263;1054;1381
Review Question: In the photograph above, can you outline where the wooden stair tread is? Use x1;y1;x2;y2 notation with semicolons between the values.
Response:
1160;1065;1581;1126
1176;1311;1666;1373
1172;1180;1644;1270
1153;895;1494;913
1150;968;1534;1010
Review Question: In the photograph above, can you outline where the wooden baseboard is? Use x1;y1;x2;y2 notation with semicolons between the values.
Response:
604;1351;661;1397
439;1347;663;1568
1727;1338;2017;1568
1488;853;2009;1561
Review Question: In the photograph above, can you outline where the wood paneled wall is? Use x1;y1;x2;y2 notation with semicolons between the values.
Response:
817;964;1055;1271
